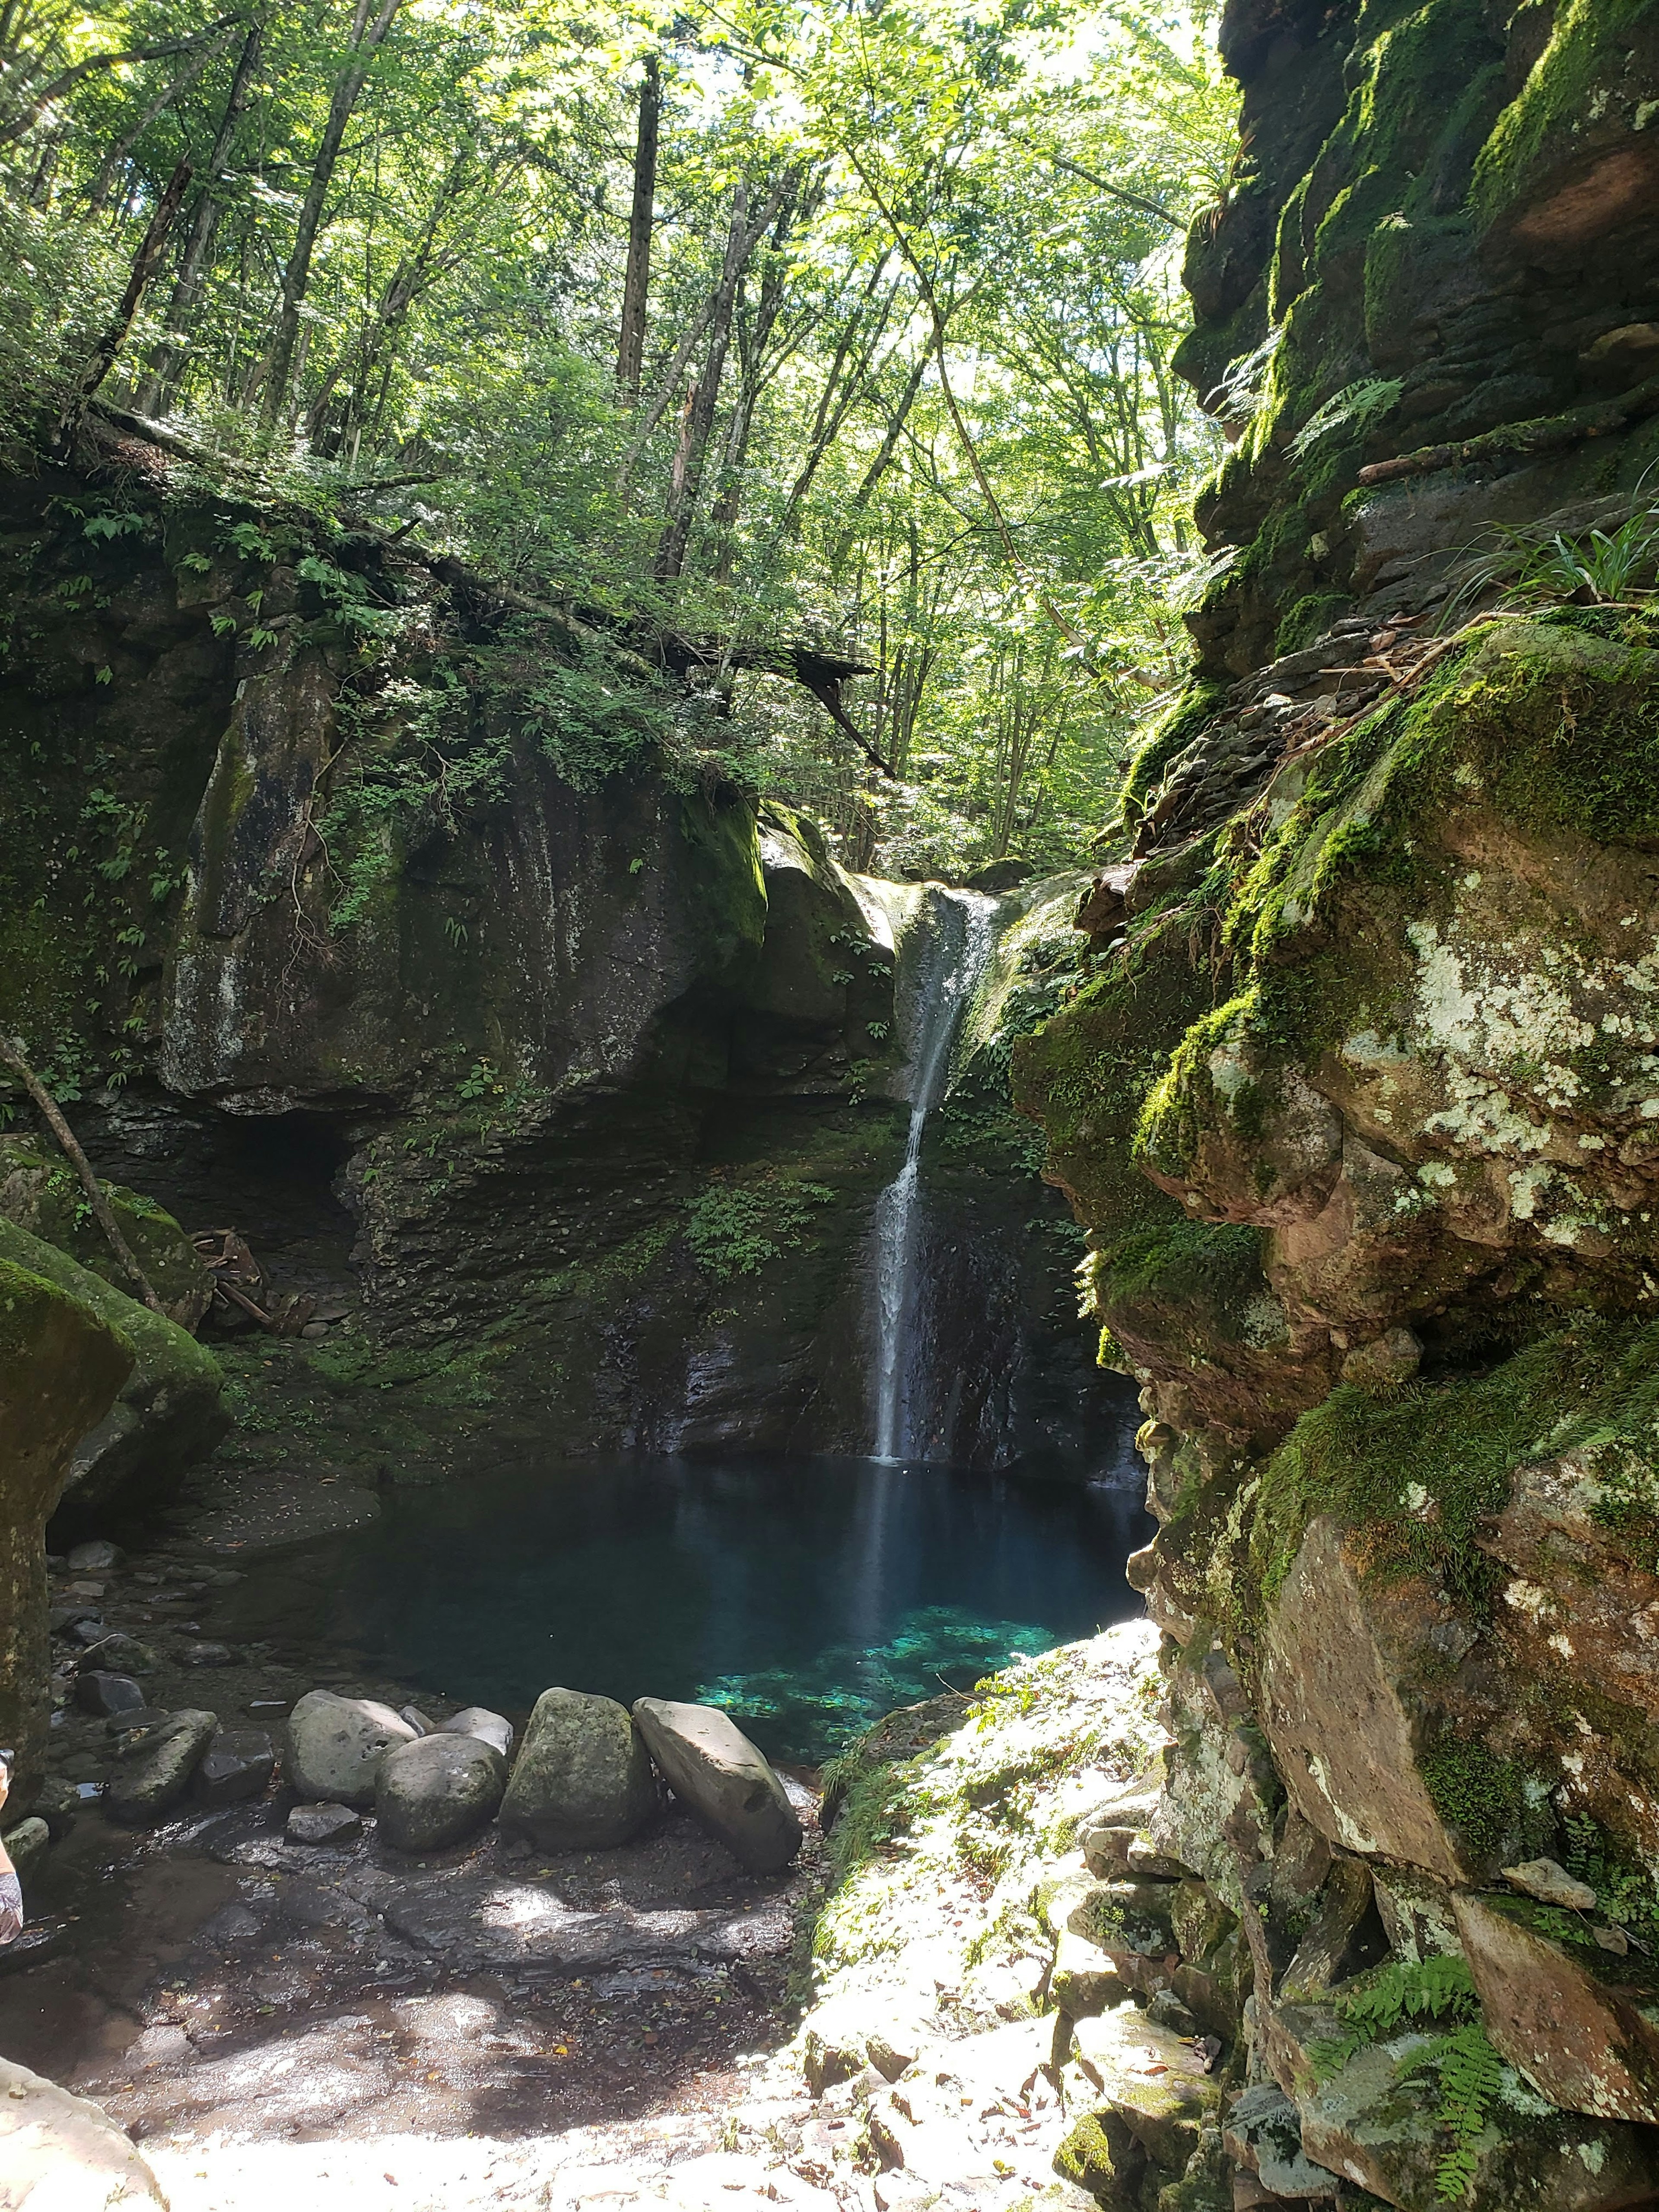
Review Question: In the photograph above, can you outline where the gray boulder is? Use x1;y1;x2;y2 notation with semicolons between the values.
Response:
632;1697;801;1873
194;1729;275;1806
75;1671;146;1717
66;1540;123;1573
500;1687;657;1850
0;2052;168;2210
440;1704;514;1758
286;1801;362;1846
285;1690;416;1808
377;1732;507;1853
105;1708;217;1822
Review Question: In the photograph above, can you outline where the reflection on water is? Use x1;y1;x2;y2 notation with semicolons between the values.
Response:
224;1457;1152;1762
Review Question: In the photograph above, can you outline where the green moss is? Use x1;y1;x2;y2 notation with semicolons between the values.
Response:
0;1214;219;1405
1420;1739;1541;1860
1121;683;1228;824
1251;1318;1659;1612
1275;592;1350;655
1099;1219;1264;1315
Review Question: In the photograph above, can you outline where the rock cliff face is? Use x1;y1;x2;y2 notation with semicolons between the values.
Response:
0;452;1126;1488
1014;0;1659;2201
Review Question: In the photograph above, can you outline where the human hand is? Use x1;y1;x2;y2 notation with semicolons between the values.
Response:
0;1752;11;1815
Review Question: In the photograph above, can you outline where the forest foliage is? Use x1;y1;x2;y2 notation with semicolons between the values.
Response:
1;0;1233;875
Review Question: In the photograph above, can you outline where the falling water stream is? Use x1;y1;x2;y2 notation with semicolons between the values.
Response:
871;888;1001;1461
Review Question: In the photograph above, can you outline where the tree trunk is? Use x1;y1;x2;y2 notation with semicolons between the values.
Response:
302;146;470;443
653;182;750;581
64;156;192;423
708;194;796;583
85;25;232;213
615;53;659;400
135;16;264;415
261;0;402;430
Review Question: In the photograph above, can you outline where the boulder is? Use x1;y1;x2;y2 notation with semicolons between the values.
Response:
1259;1515;1496;1881
0;1218;225;1524
0;2051;167;2210
105;1708;217;1822
440;1704;514;1758
376;1732;507;1853
1222;2083;1341;2199
1052;2104;1147;2208
284;1689;416;1808
286;1801;362;1846
1454;1888;1659;2123
65;1540;122;1574
1071;2001;1222;2171
179;1640;234;1667
3;1816;50;1881
193;1729;275;1807
631;1696;801;1873
74;1670;146;1718
0;1255;132;1802
500;1687;657;1850
1049;1926;1131;2017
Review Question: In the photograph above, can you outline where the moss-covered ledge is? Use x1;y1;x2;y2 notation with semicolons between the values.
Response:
0;1218;226;1526
0;1259;132;1801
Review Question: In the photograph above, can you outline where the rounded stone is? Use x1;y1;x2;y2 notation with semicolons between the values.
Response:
440;1705;514;1758
632;1696;801;1873
376;1732;507;1853
285;1690;417;1808
500;1687;657;1850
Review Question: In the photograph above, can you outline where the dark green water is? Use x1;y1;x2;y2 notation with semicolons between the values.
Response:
228;1458;1151;1762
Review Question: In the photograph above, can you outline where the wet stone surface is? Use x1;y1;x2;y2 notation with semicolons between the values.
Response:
2;1527;826;2202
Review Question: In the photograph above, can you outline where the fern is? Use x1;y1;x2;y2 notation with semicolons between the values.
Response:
1311;1955;1477;2075
1400;2021;1504;2202
1287;377;1402;458
1313;1958;1497;2204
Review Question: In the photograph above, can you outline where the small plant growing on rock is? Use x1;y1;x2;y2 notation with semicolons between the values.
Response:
1312;1956;1502;2202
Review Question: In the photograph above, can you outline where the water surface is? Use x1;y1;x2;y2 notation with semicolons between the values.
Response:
226;1456;1151;1762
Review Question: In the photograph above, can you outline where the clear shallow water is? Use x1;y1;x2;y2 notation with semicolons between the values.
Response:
228;1457;1152;1763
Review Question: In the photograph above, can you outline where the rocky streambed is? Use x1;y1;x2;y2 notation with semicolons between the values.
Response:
2;1522;826;2208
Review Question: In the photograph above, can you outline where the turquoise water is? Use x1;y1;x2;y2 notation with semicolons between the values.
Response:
229;1457;1151;1762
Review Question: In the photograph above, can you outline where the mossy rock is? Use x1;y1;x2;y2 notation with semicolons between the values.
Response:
0;1139;209;1327
0;1217;226;1524
0;1254;133;1796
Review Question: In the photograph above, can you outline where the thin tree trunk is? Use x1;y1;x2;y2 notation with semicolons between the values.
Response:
86;26;232;213
64;157;191;423
615;52;659;399
708;194;796;581
0;1036;163;1313
654;182;749;580
302;146;468;442
136;16;264;414
261;0;402;430
827;350;928;571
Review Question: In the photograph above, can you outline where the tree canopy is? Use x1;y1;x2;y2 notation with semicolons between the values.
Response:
1;0;1234;874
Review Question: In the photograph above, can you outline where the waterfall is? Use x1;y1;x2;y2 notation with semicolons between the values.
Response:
870;888;1000;1462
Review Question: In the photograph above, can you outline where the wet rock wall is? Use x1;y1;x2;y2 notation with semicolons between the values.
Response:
0;450;1126;1490
1014;0;1659;2202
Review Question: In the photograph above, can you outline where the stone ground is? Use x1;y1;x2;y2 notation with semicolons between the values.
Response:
7;1500;1161;2212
